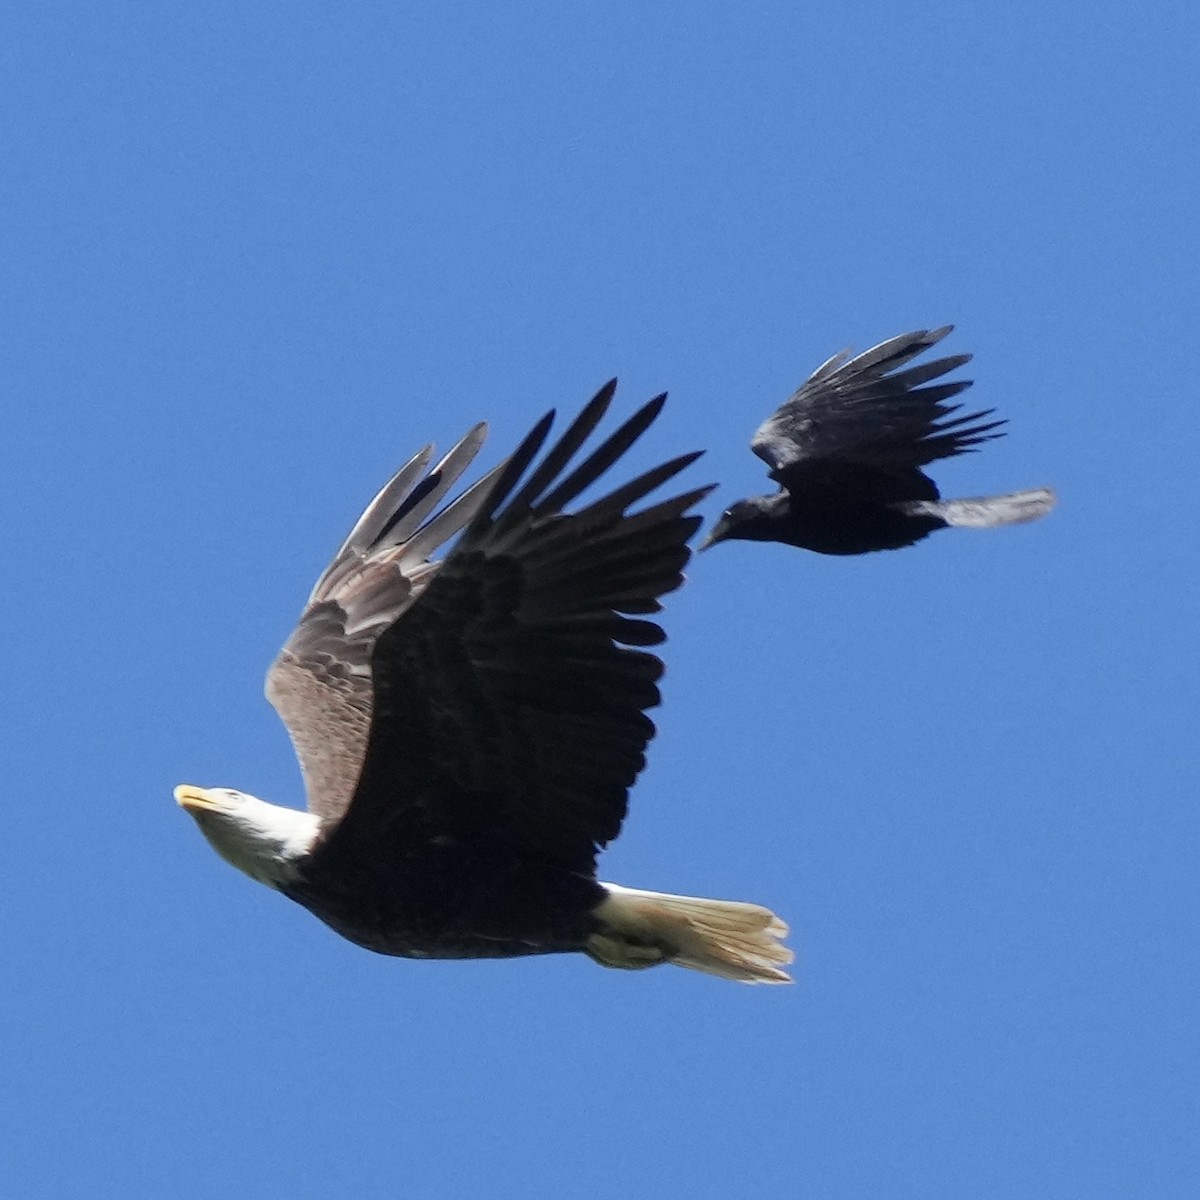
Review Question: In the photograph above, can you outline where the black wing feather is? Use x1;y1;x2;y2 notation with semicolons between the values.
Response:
316;384;709;874
750;327;1002;494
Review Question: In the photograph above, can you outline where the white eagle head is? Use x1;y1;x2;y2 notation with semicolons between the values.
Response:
175;785;320;888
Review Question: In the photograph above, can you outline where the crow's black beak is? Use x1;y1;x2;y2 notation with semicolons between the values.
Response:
696;517;730;551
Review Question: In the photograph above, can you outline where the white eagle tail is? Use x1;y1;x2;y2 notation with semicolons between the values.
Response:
588;883;793;984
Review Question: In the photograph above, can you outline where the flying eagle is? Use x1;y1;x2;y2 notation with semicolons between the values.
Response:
176;383;792;983
701;327;1055;555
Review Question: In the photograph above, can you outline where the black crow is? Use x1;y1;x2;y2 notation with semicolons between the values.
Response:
701;327;1055;555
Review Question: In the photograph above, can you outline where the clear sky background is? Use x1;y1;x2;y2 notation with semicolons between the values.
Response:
3;4;1197;1198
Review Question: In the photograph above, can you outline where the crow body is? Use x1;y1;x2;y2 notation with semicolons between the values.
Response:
703;327;1055;555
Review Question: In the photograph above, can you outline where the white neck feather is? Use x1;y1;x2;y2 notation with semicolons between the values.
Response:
197;795;321;888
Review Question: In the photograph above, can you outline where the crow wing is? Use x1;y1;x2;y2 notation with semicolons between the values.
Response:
750;327;1003;503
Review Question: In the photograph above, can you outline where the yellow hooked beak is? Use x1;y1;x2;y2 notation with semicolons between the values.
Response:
174;784;221;814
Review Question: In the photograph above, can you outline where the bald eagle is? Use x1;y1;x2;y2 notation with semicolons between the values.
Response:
177;383;792;983
701;327;1055;555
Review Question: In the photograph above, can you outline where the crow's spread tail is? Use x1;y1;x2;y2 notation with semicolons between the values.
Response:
901;486;1056;529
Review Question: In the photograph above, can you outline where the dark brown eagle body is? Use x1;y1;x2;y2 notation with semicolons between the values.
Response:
284;831;607;961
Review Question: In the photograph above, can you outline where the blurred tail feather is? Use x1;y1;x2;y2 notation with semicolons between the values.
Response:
902;486;1056;529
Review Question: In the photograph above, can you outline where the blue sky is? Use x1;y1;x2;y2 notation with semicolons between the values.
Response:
3;4;1197;1197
